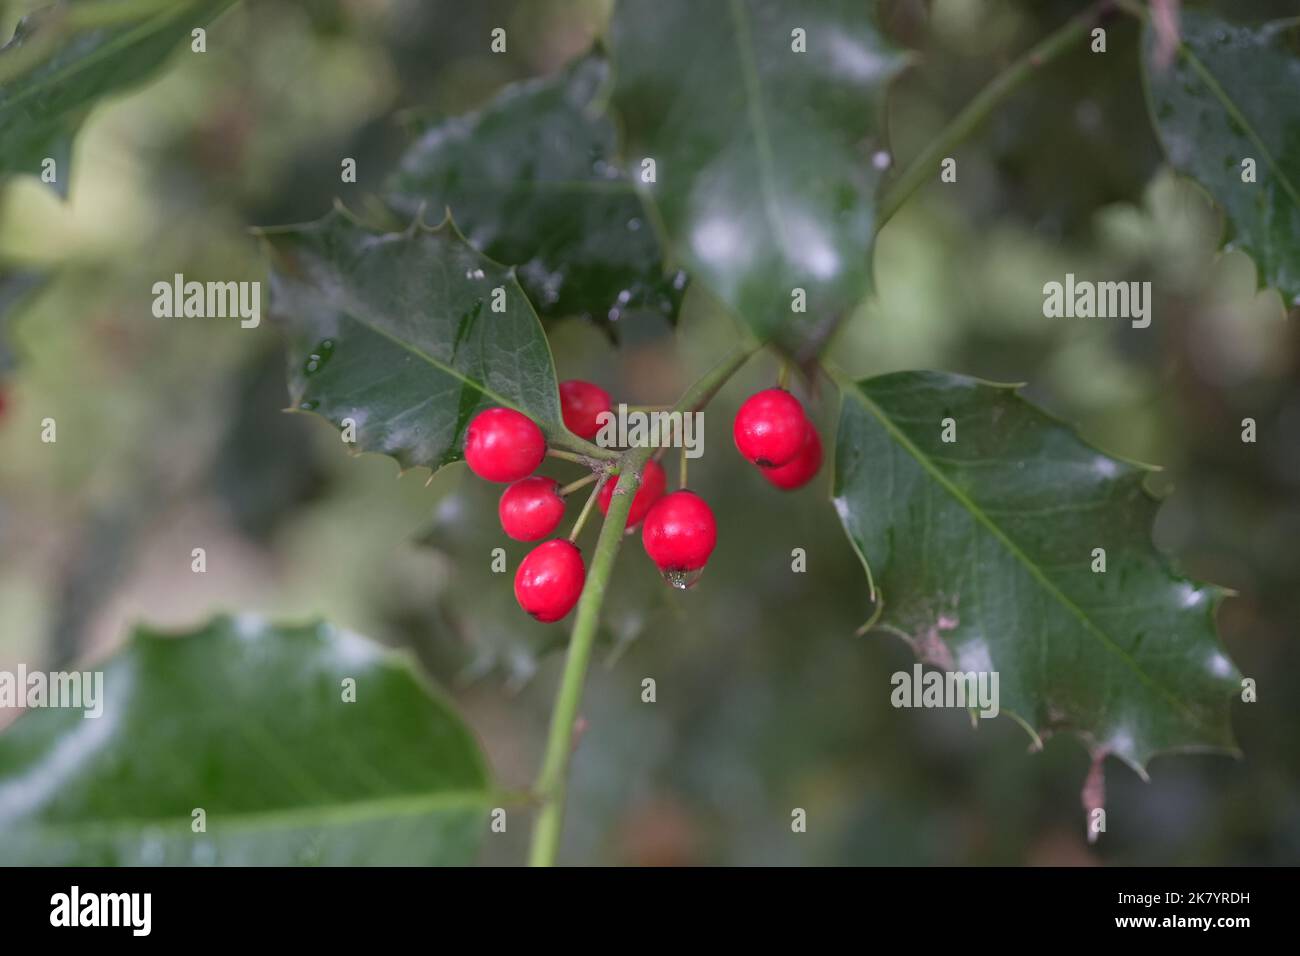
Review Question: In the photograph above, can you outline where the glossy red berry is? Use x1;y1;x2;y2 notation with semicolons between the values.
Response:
760;424;822;490
464;407;546;482
733;388;807;467
597;459;667;528
514;539;586;623
559;379;612;441
641;490;717;572
499;476;566;541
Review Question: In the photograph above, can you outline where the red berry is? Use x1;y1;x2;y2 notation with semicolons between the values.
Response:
499;476;566;541
597;459;667;528
559;379;612;441
733;388;807;467
464;407;546;482
760;424;822;490
514;539;585;623
641;490;717;572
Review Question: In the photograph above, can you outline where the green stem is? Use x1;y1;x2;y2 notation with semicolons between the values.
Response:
875;0;1108;229
679;447;688;490
567;477;606;543
547;448;602;467
550;432;620;461
559;473;598;497
527;343;759;866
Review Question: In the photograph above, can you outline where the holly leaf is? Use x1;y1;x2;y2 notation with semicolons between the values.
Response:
1142;11;1300;304
0;0;234;193
386;53;686;338
608;0;906;361
0;616;492;865
833;371;1240;774
263;205;566;472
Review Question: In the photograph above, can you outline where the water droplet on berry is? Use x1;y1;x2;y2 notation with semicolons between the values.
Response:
661;567;704;590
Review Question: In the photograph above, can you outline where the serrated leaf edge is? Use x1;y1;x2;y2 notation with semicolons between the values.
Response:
830;368;1241;775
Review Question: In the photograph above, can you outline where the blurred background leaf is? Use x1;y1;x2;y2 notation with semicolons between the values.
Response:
0;0;236;194
1141;9;1300;305
0;616;492;865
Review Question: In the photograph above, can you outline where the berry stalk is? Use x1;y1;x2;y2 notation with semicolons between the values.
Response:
567;476;606;543
547;448;603;467
527;342;759;866
558;473;598;497
549;430;620;461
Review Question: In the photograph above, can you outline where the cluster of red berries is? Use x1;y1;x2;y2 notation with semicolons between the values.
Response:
462;379;817;624
732;387;822;489
463;380;716;623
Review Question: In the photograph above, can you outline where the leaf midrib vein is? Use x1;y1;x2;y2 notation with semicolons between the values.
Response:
727;0;789;249
847;384;1205;730
16;789;496;842
338;296;548;427
1178;34;1300;214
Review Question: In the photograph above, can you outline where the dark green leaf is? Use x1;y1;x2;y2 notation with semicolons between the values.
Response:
264;205;565;472
1142;11;1300;304
609;0;906;360
386;53;686;337
0;615;492;865
833;371;1240;772
0;0;234;193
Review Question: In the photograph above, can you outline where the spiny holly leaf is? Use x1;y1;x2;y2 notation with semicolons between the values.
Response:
833;371;1240;775
0;0;234;193
0;615;492;865
1142;11;1300;304
608;0;906;361
263;205;565;472
387;53;685;339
